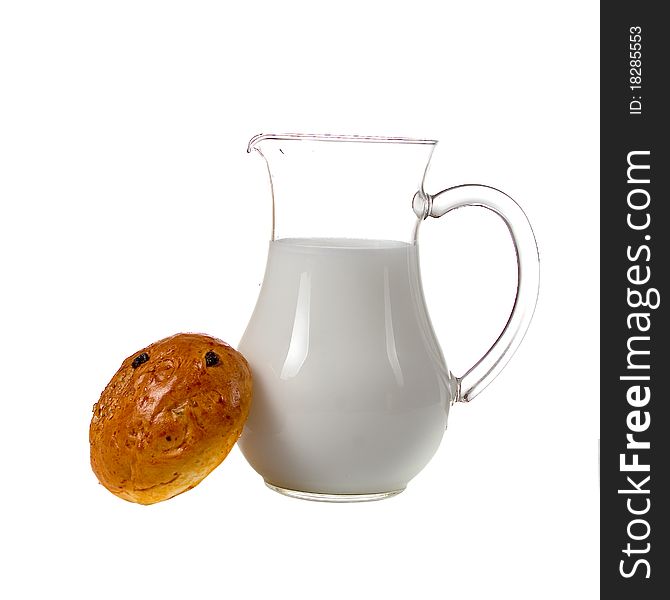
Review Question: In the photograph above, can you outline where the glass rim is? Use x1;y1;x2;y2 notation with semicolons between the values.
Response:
247;132;438;152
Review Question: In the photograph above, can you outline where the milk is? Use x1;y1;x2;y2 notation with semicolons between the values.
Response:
238;238;454;497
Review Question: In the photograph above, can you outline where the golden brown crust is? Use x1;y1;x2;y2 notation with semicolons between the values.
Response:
89;333;252;504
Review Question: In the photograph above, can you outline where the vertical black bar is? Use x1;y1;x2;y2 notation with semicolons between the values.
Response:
601;2;668;596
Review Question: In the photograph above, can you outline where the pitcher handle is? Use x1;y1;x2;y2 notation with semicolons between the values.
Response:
421;184;540;402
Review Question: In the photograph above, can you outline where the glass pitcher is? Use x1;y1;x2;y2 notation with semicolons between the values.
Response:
238;133;539;502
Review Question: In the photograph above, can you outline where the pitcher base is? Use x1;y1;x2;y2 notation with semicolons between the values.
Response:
265;482;405;503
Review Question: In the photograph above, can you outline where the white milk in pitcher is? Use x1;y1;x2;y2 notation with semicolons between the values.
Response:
238;238;454;497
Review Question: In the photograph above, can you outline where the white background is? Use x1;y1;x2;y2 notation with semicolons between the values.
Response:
0;1;599;598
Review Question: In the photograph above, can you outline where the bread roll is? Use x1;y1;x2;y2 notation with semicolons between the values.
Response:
90;333;252;504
